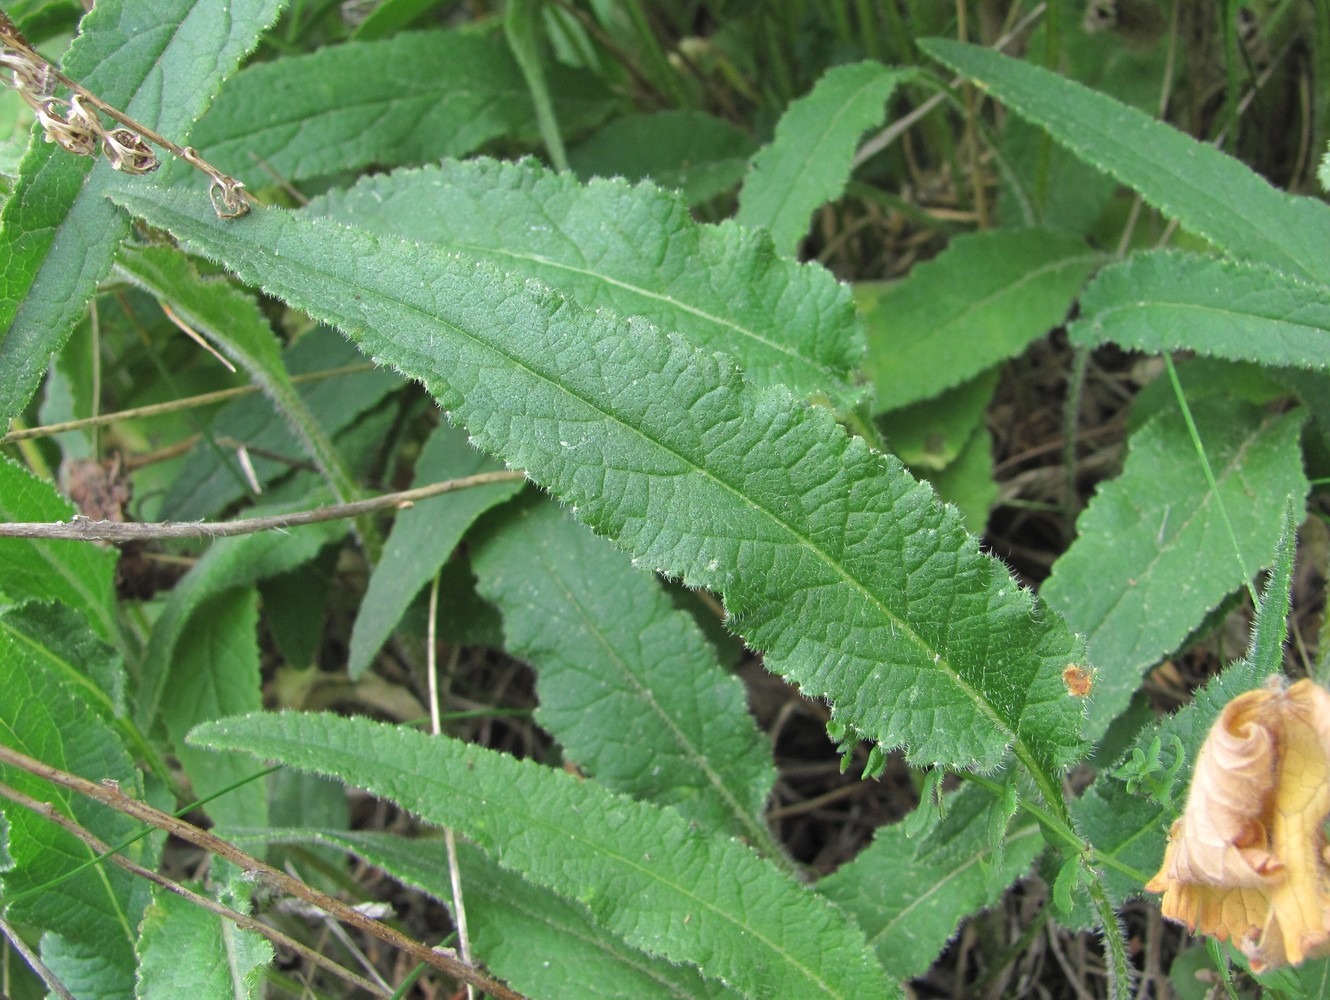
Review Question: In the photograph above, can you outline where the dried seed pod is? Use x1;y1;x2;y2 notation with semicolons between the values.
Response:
37;101;97;156
102;127;159;173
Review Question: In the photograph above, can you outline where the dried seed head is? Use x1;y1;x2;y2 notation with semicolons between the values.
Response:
37;101;97;156
102;128;159;174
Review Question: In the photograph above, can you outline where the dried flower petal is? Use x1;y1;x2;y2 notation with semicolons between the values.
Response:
1146;678;1330;971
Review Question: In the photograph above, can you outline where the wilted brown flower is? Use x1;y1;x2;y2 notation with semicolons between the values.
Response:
1146;677;1330;971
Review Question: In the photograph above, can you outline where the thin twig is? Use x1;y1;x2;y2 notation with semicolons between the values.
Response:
0;471;528;541
0;744;529;1000
0;780;391;998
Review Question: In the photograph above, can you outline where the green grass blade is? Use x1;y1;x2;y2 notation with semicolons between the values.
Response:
0;0;286;424
919;38;1330;286
114;184;1089;780
190;711;894;999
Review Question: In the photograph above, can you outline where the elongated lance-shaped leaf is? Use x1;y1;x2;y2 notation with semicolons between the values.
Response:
180;30;614;188
249;829;742;999
505;0;568;170
1070;251;1330;370
919;39;1330;287
862;227;1099;412
304;158;865;408
820;782;1045;981
1042;399;1307;740
190;711;895;999
113;246;362;512
0;0;287;425
113;185;1088;781
1073;498;1304;911
0;609;152;995
348;422;523;678
737;62;908;256
471;494;780;852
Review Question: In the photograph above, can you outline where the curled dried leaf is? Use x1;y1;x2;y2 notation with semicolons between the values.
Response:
1146;677;1330;971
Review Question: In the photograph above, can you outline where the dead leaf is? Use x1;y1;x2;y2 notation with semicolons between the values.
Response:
1146;677;1330;971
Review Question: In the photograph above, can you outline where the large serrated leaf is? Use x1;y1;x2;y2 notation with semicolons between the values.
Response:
0;456;118;642
181;29;613;187
249;829;741;999
737;61;907;256
862;228;1099;411
919;39;1330;286
0;0;286;424
304;157;865;408
1070;250;1330;369
821;783;1045;981
1076;501;1303;912
1042;399;1308;739
471;495;778;848
113;184;1088;780
0;611;150;996
190;711;894;1000
347;422;523;678
136;867;272;999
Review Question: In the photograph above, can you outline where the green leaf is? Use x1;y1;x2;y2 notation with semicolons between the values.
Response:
0;615;149;996
861;228;1099;411
0;0;286;424
0;456;118;643
347;422;523;678
819;783;1045;981
1070;251;1330;370
737;61;907;256
0;602;126;725
191;711;894;1000
114;245;361;509
875;369;999;471
136;867;272;998
161;328;399;520
161;586;266;830
304;157;865;408
568;110;757;205
471;495;779;848
183;29;613;189
136;511;347;731
922;423;996;535
114;184;1089;779
250;829;741;1000
1042;398;1307;738
1077;501;1303;912
919;39;1330;286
